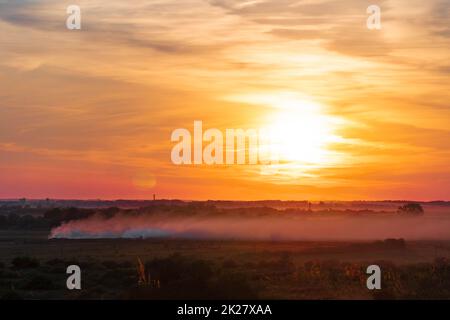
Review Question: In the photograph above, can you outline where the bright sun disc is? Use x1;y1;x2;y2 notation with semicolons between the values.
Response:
265;98;339;166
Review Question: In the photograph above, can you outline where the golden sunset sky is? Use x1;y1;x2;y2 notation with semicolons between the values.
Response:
0;0;449;200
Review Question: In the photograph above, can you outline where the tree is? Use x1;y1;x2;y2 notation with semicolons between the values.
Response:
397;203;424;216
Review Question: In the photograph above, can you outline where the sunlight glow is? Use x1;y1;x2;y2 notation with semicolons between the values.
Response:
256;94;345;176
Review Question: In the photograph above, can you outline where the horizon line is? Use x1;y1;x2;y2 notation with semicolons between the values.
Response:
1;198;449;203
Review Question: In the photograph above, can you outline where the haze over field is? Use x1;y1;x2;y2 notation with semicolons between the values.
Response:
50;213;450;241
45;201;450;241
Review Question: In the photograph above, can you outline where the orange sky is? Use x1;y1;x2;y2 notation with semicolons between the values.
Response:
0;0;449;200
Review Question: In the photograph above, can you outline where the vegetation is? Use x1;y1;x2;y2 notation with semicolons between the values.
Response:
0;201;447;300
0;202;427;231
2;252;450;300
11;256;40;269
397;203;424;215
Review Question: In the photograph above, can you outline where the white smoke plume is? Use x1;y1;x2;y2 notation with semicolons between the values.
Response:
49;212;450;240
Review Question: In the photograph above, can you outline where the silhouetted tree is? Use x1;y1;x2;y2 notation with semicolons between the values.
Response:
397;203;424;216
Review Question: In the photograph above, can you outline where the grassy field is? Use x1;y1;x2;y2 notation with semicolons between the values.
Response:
1;231;450;265
1;230;450;300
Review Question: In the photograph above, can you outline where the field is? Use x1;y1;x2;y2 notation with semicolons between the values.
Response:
1;229;450;300
1;200;450;300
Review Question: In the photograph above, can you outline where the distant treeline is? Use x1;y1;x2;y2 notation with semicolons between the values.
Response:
0;207;95;230
1;199;446;210
0;202;424;231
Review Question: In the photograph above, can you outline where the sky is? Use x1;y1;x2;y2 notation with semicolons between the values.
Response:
0;0;449;200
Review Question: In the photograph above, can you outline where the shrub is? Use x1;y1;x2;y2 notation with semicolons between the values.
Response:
397;203;424;215
45;258;65;266
11;256;40;269
22;275;55;290
383;238;406;249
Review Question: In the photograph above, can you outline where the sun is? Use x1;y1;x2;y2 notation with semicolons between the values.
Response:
263;96;342;169
225;91;345;175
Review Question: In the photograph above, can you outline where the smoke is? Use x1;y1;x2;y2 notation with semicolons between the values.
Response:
49;212;450;240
